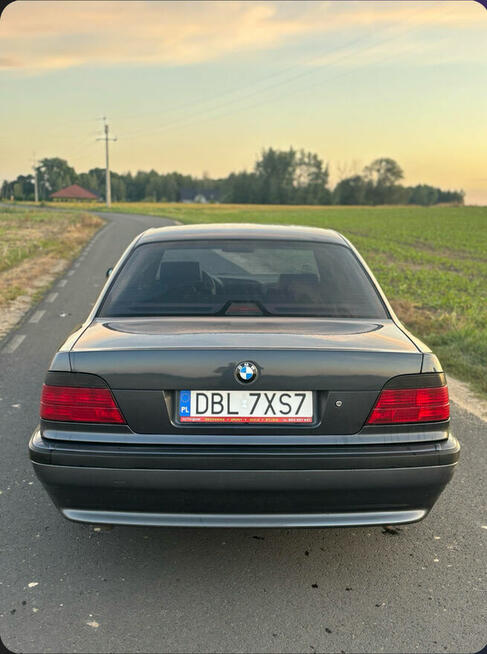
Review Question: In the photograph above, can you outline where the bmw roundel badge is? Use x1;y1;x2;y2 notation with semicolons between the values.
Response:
235;361;258;384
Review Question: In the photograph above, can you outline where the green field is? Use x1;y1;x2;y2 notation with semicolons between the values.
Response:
21;202;487;395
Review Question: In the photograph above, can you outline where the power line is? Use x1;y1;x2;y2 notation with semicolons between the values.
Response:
67;136;98;163
117;28;381;127
120;0;445;133
121;0;445;142
23;1;449;180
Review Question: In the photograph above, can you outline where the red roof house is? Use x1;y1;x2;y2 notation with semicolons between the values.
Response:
50;184;99;201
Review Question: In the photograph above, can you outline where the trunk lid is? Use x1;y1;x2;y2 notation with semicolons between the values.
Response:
69;317;422;435
71;317;420;389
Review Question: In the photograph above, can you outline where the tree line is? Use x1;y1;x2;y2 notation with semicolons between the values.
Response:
1;148;464;206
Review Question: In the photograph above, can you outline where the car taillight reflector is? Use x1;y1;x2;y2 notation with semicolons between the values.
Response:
40;385;125;424
367;386;449;425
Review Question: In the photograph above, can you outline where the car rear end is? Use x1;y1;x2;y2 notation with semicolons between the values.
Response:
29;226;459;527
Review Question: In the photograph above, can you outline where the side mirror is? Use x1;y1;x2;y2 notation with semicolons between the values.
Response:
106;267;113;278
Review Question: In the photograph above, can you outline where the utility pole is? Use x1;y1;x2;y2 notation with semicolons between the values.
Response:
97;116;117;207
32;153;39;203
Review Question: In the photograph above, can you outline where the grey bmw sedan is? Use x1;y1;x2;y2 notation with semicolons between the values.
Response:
29;224;459;527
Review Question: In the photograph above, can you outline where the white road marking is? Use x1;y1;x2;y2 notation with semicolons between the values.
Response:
67;270;75;276
58;279;67;287
29;310;45;324
2;334;26;354
46;292;58;303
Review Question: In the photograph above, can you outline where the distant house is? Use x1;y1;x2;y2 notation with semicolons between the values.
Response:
180;187;220;204
50;184;99;201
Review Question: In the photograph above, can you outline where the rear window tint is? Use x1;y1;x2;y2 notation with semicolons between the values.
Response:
98;239;388;319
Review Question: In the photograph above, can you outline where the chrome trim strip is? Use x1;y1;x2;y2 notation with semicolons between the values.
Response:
63;508;427;528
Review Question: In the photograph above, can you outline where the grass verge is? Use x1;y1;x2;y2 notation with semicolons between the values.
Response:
0;206;103;339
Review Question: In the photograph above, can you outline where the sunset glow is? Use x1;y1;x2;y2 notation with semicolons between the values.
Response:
1;0;486;203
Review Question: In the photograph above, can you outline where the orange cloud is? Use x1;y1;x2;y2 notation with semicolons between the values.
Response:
0;0;484;72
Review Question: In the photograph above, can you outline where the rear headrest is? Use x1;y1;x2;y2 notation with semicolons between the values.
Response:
279;273;319;286
159;261;201;283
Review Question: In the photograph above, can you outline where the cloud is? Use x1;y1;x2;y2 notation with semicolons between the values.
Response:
0;0;484;72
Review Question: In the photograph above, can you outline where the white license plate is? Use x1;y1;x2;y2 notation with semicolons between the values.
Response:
178;390;313;423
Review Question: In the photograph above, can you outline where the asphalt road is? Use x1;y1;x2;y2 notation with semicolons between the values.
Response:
0;211;486;654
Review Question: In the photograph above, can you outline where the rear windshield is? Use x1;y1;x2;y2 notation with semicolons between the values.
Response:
98;239;388;319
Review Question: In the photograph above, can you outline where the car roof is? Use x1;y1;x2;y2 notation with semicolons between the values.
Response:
136;223;348;246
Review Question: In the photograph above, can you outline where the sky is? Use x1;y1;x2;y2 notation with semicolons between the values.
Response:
1;0;486;204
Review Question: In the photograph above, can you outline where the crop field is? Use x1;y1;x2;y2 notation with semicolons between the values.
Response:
16;202;487;395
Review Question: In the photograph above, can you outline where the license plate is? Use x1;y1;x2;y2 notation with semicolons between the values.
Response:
178;390;313;423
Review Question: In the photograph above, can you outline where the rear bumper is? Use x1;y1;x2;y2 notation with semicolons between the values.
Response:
29;430;459;527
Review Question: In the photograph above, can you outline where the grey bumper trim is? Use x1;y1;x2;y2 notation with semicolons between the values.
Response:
62;508;427;528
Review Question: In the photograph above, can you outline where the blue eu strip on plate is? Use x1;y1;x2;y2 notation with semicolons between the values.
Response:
179;390;191;417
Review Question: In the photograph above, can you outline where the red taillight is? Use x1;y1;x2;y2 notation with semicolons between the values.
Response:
40;385;125;424
367;386;449;425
